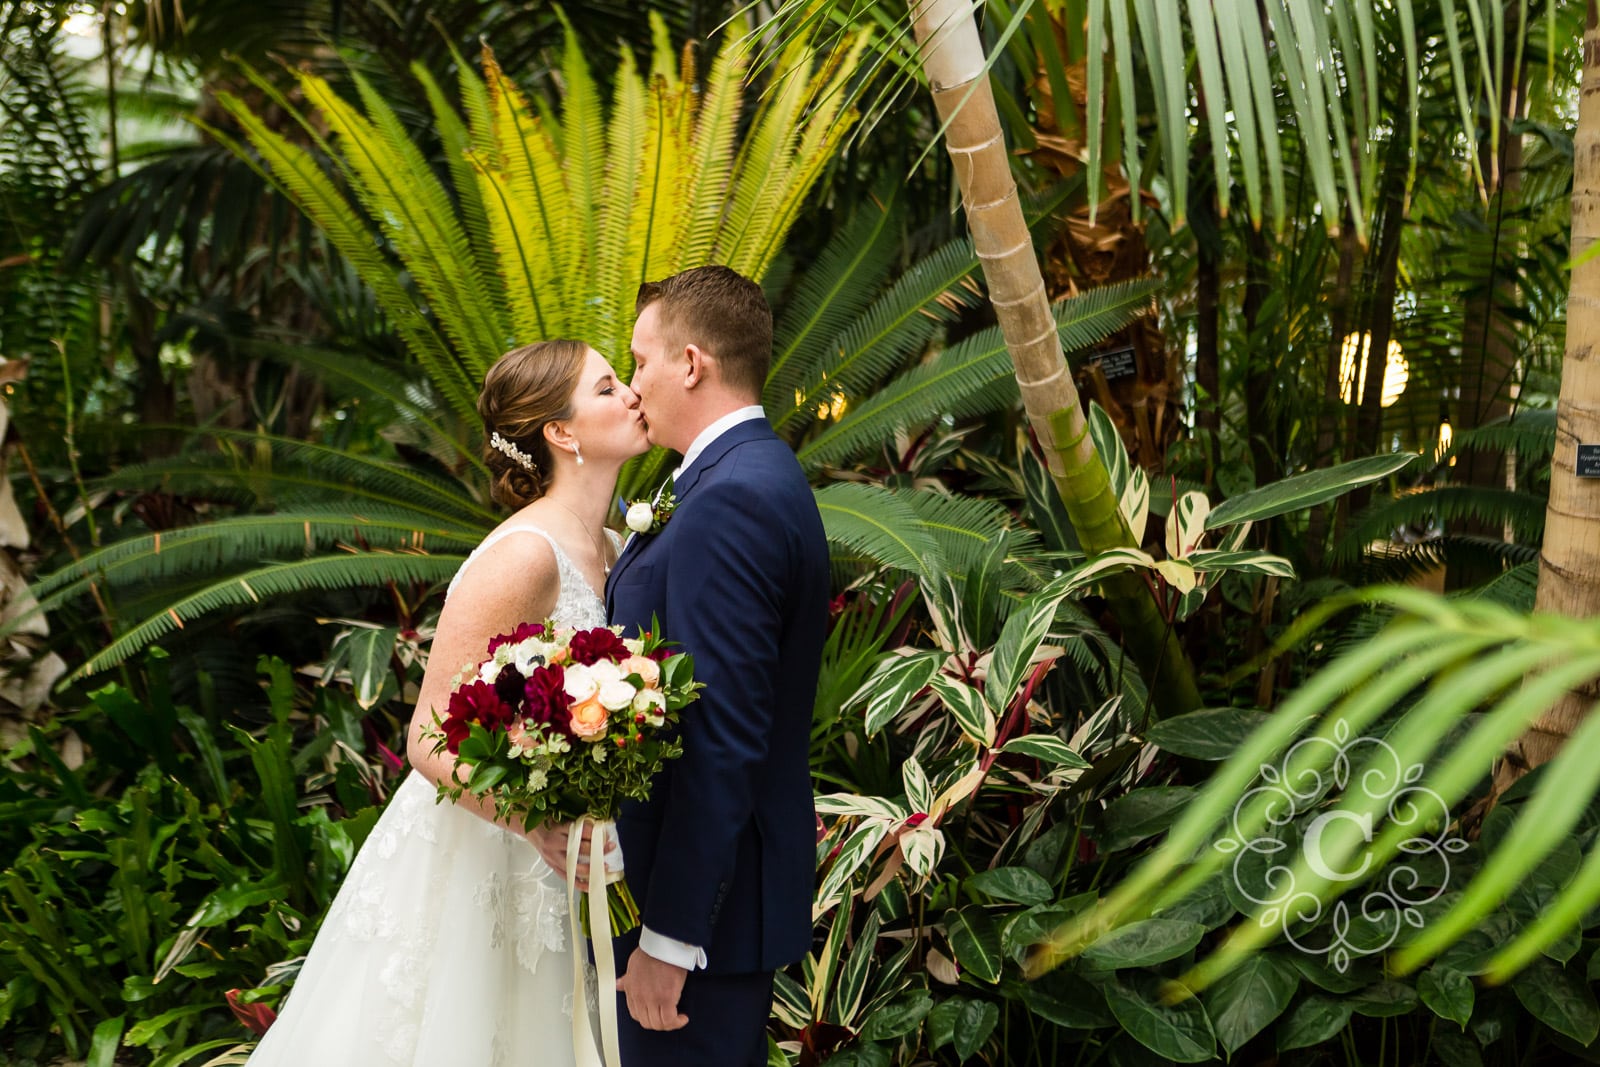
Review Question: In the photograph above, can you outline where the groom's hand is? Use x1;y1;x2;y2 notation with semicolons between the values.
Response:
616;948;689;1031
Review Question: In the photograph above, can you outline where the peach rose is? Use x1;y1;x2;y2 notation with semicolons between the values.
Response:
621;655;660;688
569;695;609;741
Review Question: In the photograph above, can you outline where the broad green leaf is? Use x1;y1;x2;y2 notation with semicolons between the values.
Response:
1165;490;1211;558
816;819;890;905
1347;980;1419;1018
929;674;994;747
1276;994;1354;1051
1185;549;1297;579
815;794;906;821
853;652;942;736
1103;973;1218;1063
858;991;934;1042
952;998;1000;1061
1097;787;1196;852
832;911;880;1023
998;733;1091;768
1082;917;1206;969
902;756;932;816
1017;971;1115;1029
1206;453;1417;529
1201;954;1300;1055
1418;967;1474;1029
946;906;1004;984
1511;958;1600;1045
88;1016;125;1067
1087;401;1133;500
965;866;1053;906
1145;708;1271;761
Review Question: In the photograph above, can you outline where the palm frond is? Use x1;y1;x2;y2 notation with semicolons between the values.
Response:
70;552;466;681
766;190;905;412
205;102;476;424
1338;486;1546;564
772;236;981;437
814;482;944;581
23;510;483;623
1035;589;1600;989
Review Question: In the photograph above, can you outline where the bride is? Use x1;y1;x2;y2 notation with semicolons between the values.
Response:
246;339;649;1065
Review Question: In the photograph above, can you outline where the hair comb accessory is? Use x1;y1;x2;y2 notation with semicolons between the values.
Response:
490;431;538;474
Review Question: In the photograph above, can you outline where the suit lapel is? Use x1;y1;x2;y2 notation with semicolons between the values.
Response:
604;419;776;617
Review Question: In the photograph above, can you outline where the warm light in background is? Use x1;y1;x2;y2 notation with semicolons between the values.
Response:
1436;419;1456;465
1339;332;1409;408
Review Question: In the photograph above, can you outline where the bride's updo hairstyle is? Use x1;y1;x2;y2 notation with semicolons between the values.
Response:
478;340;588;509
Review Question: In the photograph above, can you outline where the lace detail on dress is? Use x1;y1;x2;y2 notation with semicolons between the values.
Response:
473;864;569;972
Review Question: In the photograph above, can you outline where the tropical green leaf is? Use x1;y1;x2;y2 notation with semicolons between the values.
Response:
1206;454;1418;529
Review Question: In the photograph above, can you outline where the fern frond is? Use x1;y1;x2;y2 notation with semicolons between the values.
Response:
1338;487;1546;563
593;47;647;370
557;12;606;309
796;327;1018;473
773;236;981;437
102;433;496;525
315;70;505;374
480;47;573;343
1055;278;1162;352
249;342;482;473
897;489;1045;589
26;510;484;619
627;70;691;300
765;192;903;411
1445;409;1557;463
211;94;474;422
715;35;810;274
414;62;502;305
745;29;870;278
674;22;753;272
814;482;944;580
70;552;466;681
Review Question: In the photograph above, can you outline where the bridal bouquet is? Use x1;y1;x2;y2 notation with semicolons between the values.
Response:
427;618;701;932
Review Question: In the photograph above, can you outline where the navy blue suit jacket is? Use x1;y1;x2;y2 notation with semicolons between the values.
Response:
604;418;828;975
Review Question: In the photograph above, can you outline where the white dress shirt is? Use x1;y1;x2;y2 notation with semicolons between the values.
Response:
637;404;765;972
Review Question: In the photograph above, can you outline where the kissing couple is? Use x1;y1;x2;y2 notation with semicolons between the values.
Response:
244;265;831;1066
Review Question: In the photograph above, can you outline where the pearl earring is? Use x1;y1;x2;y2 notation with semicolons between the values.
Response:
573;441;584;466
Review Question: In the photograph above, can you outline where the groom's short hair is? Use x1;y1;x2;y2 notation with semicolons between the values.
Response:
636;265;771;398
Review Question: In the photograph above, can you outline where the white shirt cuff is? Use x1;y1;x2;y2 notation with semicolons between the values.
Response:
639;926;708;970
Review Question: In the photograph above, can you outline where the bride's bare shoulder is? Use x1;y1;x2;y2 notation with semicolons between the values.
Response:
444;521;561;618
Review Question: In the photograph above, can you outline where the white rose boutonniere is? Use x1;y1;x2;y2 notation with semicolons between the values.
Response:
620;479;677;536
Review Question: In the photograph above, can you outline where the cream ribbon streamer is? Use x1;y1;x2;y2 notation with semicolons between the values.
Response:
566;818;625;1067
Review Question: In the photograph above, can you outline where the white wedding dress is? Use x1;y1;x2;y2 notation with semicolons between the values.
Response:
247;526;612;1066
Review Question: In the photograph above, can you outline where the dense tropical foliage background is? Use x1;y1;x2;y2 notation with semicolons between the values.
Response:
4;0;1600;1064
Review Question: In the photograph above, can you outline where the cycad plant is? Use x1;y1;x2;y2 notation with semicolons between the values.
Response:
22;16;873;680
212;12;868;474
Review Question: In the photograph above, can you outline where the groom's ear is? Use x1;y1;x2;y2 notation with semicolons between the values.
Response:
682;343;710;389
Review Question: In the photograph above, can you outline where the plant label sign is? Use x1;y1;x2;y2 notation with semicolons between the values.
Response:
1089;345;1138;383
1578;444;1600;479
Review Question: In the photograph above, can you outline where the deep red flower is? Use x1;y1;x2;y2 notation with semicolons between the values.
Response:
568;627;631;666
488;621;546;653
523;664;574;736
493;664;526;706
441;680;516;753
226;988;278;1036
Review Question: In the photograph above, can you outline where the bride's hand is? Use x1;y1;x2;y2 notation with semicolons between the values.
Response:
525;822;622;892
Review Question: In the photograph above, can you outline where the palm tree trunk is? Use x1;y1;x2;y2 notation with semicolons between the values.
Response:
1493;0;1600;787
909;0;1200;716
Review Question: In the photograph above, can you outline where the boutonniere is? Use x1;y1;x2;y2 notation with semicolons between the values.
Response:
622;479;677;535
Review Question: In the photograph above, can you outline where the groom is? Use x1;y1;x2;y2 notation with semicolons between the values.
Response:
604;265;830;1065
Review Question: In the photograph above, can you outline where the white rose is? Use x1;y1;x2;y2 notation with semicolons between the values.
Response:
477;660;503;684
625;501;655;533
631;689;665;714
589;659;624;685
599;678;638;711
563;663;599;701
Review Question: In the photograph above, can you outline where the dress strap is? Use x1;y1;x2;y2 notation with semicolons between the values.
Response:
447;524;572;602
